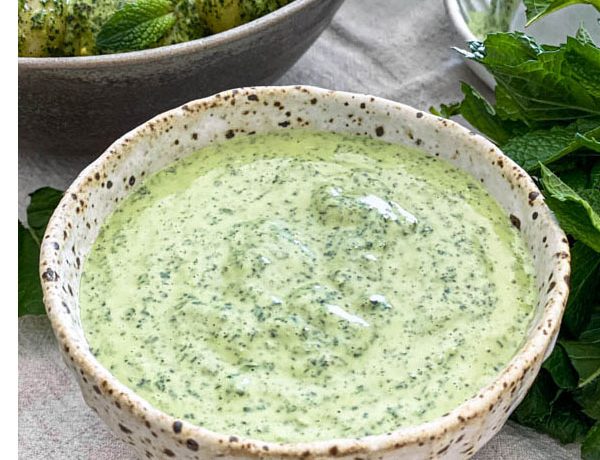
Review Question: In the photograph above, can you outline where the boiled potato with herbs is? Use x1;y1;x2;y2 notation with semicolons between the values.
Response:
197;0;292;33
18;0;120;56
18;0;67;56
18;0;293;56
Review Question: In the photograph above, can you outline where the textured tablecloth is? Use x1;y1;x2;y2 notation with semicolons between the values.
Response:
18;0;582;458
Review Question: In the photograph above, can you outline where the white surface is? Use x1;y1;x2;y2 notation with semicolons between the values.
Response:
18;0;582;458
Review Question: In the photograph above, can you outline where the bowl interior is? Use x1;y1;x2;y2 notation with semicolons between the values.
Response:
41;86;570;457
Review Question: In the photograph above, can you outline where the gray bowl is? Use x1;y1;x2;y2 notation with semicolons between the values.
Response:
18;0;344;157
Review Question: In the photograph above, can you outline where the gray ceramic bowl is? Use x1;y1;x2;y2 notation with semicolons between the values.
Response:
41;86;570;459
18;0;344;158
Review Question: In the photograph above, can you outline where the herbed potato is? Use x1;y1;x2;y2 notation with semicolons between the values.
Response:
18;0;292;56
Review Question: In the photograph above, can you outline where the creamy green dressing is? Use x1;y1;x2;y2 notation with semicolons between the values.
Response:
80;131;536;442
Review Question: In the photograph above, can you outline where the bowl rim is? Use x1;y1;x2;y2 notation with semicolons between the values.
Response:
18;0;322;69
40;85;570;457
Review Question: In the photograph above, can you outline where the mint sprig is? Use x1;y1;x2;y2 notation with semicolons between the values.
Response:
540;164;600;251
523;0;600;26
96;0;177;53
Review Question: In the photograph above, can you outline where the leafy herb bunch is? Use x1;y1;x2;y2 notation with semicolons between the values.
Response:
434;1;600;457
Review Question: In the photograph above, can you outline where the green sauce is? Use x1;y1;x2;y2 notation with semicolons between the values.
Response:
80;131;536;442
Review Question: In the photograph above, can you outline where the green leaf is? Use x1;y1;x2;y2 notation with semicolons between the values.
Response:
512;370;557;425
574;372;600;419
577;26;596;46
540;164;600;251
563;242;600;337
580;189;600;215
580;310;600;343
27;187;63;244
544;344;579;389
502;119;600;171
18;222;45;316
456;82;523;144
96;0;177;53
591;162;600;189
460;33;600;123
18;187;64;317
559;167;592;193
583;422;600;460
523;0;600;26
577;132;600;153
459;32;544;66
513;371;591;443
429;102;461;119
543;401;593;443
561;338;600;387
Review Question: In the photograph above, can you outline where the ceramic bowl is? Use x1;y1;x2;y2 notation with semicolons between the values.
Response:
40;85;570;459
18;0;344;158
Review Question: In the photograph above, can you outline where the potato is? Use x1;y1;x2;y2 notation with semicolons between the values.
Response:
196;0;241;33
18;0;67;57
197;0;292;34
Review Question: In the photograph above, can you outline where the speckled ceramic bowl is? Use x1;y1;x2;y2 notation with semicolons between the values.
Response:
18;0;344;158
40;86;570;459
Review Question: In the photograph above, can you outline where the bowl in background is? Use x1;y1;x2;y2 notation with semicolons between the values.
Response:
18;0;344;158
40;85;570;459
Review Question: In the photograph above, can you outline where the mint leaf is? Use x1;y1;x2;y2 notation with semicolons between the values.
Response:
583;421;600;460
97;0;177;53
27;187;63;244
580;310;600;343
575;374;600;420
562;310;600;387
458;32;543;66
523;0;600;26
503;119;600;171
512;371;591;443
577;132;600;153
430;83;527;144
461;33;600;123
18;222;45;316
18;187;64;317
580;189;600;215
592;162;600;188
429;102;461;119
540;164;600;251
542;401;593;444
577;26;596;46
559;166;593;192
455;82;522;144
561;340;600;386
512;371;556;425
563;242;600;337
544;344;579;389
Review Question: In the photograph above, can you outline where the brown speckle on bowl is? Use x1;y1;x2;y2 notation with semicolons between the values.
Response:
509;214;521;230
